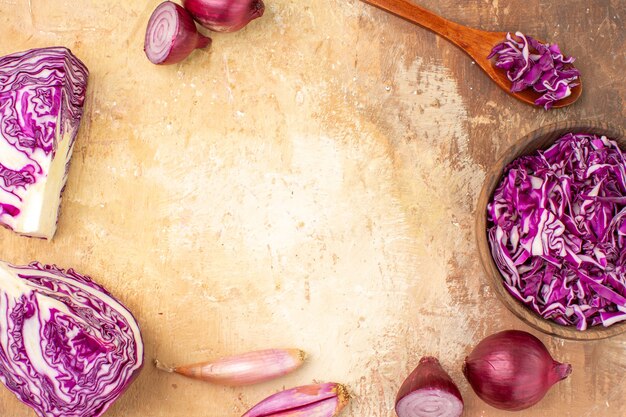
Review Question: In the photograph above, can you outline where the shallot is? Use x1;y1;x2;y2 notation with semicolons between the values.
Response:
155;348;306;386
242;382;349;417
182;0;265;32
396;357;463;417
463;330;572;411
144;1;211;65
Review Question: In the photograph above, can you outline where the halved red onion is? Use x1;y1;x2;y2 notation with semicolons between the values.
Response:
144;1;211;65
396;357;463;417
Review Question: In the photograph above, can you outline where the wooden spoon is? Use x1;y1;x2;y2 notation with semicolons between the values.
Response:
362;0;582;108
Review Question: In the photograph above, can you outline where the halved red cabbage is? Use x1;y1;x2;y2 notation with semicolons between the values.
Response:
0;47;88;239
488;133;626;330
488;32;580;109
0;261;144;417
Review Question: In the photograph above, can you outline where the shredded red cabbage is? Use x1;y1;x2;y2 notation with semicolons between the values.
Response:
488;133;626;330
488;32;580;109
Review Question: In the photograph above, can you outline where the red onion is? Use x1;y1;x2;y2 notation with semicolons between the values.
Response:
395;357;463;417
144;1;212;65
182;0;265;32
463;330;572;411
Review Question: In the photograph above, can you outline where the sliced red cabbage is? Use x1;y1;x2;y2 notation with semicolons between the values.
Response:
488;32;580;109
0;47;88;239
0;261;144;417
488;133;626;330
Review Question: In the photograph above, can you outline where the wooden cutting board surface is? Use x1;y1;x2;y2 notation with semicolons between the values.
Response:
0;1;624;416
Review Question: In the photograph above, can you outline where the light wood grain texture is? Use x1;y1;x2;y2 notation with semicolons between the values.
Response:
361;0;582;108
477;121;626;340
0;0;624;416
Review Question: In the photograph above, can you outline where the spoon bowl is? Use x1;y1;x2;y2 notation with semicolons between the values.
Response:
363;0;582;108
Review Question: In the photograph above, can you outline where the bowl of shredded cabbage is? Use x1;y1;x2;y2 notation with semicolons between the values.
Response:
477;121;626;340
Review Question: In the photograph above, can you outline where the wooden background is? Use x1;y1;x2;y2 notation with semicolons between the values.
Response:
0;0;624;416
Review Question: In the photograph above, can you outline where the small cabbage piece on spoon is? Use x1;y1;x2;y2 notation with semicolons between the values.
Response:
0;260;144;417
0;47;88;239
488;32;580;109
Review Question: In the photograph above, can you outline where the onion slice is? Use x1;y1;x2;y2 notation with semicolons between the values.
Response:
395;357;463;417
144;1;211;65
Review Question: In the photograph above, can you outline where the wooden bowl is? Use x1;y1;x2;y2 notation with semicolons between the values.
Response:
476;121;626;340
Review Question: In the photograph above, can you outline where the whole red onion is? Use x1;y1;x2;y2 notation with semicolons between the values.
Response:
182;0;265;32
463;330;572;411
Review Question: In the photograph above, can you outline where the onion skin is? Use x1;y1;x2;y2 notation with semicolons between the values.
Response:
182;0;265;32
155;348;306;386
395;357;463;417
144;1;212;65
463;330;572;411
242;383;349;417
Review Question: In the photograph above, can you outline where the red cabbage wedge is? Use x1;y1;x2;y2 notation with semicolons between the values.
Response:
0;260;144;417
0;47;88;239
488;133;626;330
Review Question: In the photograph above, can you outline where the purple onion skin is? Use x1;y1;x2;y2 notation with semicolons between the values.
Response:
395;357;463;417
463;330;572;411
145;1;211;65
183;0;265;32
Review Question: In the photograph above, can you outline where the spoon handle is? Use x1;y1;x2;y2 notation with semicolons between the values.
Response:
362;0;473;49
